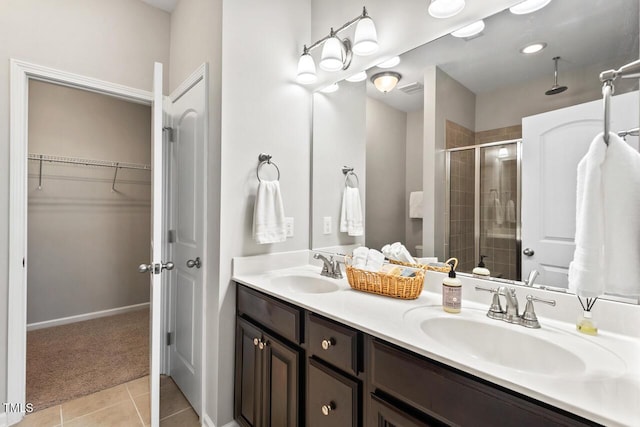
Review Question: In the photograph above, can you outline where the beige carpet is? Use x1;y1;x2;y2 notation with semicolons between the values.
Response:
27;308;149;411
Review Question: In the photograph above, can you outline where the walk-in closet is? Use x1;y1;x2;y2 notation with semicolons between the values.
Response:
26;80;152;410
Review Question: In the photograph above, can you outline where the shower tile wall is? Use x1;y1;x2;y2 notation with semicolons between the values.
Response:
446;121;475;273
475;125;522;145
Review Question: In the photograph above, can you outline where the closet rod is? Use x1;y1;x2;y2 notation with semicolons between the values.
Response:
27;153;151;171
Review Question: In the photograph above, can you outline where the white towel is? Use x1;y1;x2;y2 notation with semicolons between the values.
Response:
252;180;286;244
506;199;516;223
340;187;363;236
568;132;640;297
409;191;423;218
381;242;416;265
494;196;504;225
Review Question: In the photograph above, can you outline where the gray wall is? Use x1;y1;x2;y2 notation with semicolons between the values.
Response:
27;81;151;324
312;82;366;249
405;109;424;255
365;97;407;251
0;0;170;405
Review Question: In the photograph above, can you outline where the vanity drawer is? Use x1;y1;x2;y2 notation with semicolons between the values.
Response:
370;338;596;427
307;358;359;427
307;313;361;375
237;284;302;344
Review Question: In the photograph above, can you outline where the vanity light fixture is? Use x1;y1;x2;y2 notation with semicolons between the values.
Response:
371;71;402;93
498;147;509;158
428;0;466;19
519;42;547;54
509;0;552;15
377;56;401;68
451;20;485;38
296;7;379;84
345;71;368;82
320;83;340;93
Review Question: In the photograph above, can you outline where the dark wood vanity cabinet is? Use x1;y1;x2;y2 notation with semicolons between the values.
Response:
235;283;599;427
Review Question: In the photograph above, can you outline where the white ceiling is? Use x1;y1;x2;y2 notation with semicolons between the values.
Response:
140;0;176;13
365;0;639;112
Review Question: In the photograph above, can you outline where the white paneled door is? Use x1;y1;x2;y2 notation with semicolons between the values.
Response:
167;69;206;415
521;91;639;288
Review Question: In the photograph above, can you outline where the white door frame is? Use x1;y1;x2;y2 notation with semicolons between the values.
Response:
7;59;153;425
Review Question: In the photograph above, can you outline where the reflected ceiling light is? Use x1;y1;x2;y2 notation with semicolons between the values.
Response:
295;7;378;84
296;46;318;84
371;72;402;93
346;71;368;82
377;56;401;68
320;83;340;93
451;20;485;38
509;0;552;15
498;147;509;158
428;0;466;19
519;42;547;54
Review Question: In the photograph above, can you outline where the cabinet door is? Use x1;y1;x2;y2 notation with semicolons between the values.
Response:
308;359;359;427
235;318;263;427
263;332;301;427
369;394;438;427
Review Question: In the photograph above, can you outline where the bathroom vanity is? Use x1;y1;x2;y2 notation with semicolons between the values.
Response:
232;252;639;427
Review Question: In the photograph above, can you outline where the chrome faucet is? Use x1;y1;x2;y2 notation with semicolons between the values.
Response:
525;269;539;287
313;253;343;279
476;286;556;328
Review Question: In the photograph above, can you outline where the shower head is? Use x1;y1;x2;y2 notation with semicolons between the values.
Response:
545;56;568;95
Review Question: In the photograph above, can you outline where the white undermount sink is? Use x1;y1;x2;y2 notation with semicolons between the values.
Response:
407;308;626;379
270;274;341;294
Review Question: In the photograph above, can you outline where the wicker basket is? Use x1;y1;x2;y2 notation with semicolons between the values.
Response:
345;257;425;300
390;257;459;273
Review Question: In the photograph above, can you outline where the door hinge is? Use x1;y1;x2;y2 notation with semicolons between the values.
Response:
166;332;173;346
162;126;174;143
168;229;176;243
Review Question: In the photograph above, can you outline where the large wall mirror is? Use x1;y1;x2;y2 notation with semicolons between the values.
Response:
311;0;640;303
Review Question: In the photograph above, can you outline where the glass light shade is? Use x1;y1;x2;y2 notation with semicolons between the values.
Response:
377;56;401;69
371;72;401;93
345;71;367;82
320;83;339;93
320;36;345;72
428;0;466;18
353;16;379;56
451;20;485;38
296;52;317;84
509;0;551;15
498;147;509;158
520;42;547;54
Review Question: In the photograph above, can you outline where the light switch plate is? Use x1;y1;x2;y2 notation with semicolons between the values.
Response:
323;216;332;234
285;217;294;237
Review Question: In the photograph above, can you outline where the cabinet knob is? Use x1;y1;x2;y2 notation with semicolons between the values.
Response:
258;339;269;350
253;338;260;347
321;338;335;350
321;402;335;416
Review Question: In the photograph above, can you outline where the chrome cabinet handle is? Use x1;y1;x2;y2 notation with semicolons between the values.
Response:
186;257;201;269
523;248;535;256
321;402;335;416
321;338;335;350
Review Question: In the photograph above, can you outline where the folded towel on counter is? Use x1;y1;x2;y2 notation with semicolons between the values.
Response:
381;242;416;265
409;191;423;218
351;247;385;271
340;187;363;236
506;199;516;223
253;180;286;244
568;132;640;297
494;196;504;225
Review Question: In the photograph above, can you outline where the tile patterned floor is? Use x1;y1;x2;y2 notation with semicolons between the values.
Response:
16;376;200;427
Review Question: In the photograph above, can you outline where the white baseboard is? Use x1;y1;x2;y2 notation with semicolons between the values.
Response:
0;411;6;427
201;413;238;427
26;302;150;331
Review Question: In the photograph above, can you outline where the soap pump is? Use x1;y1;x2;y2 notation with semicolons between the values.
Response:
473;255;490;277
442;260;462;314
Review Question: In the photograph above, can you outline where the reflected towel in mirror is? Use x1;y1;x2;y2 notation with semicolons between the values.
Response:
409;191;423;218
506;199;516;223
340;186;363;236
253;180;286;244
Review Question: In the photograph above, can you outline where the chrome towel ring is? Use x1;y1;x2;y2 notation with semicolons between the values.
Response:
342;166;359;188
257;153;280;182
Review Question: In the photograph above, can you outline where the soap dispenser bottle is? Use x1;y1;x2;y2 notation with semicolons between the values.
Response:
473;255;490;277
442;261;462;313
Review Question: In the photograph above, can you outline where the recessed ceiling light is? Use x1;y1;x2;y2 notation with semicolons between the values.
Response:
520;42;547;54
320;83;339;93
428;0;465;19
451;20;485;38
345;71;368;82
509;0;552;15
377;56;401;68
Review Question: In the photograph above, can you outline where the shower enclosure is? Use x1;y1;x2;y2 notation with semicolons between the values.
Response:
446;139;521;280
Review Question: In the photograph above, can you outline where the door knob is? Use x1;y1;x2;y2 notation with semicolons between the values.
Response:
138;262;174;274
161;261;174;271
523;248;535;256
186;257;201;269
138;264;153;273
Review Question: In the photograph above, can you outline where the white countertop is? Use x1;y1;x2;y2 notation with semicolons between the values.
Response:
232;250;640;426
